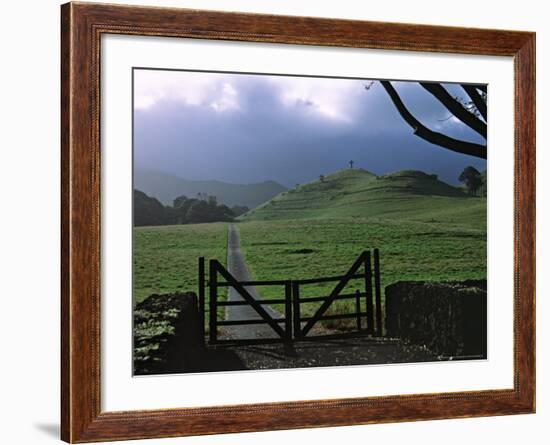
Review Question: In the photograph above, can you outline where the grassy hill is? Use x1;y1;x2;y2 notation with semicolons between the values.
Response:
135;169;287;208
241;168;484;228
234;168;486;322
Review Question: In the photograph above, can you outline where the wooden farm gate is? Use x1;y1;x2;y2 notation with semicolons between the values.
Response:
292;249;382;340
198;250;382;346
198;258;293;345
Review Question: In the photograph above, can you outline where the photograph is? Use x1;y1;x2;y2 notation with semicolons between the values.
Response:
132;68;488;376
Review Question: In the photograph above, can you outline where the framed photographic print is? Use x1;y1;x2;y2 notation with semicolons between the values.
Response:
61;2;535;442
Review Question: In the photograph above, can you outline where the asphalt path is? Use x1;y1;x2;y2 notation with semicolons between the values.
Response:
223;224;284;340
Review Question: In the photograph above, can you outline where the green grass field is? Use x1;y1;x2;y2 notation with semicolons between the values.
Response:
133;222;228;305
133;168;486;330
236;217;485;323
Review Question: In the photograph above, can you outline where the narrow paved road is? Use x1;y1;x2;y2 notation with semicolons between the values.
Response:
223;224;284;340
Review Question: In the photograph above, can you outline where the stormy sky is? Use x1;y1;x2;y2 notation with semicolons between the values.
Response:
133;68;487;187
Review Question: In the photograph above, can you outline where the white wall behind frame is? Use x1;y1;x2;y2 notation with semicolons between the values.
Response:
0;1;545;445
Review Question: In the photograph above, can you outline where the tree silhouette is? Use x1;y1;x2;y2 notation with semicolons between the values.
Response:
349;160;354;169
376;81;487;159
459;166;483;196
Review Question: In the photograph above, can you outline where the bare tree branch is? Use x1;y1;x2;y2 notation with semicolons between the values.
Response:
420;82;487;138
462;84;488;121
380;81;487;159
475;84;487;94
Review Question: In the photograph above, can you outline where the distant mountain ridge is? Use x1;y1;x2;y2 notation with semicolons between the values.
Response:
134;170;287;208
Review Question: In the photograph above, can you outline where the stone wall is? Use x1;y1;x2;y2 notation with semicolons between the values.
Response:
133;292;203;375
385;280;487;359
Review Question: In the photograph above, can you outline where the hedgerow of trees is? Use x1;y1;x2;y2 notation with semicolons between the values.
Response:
134;190;249;227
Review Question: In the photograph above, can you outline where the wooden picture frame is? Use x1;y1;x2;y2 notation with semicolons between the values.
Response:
61;2;535;442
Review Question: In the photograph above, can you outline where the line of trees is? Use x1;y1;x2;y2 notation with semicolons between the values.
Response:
134;190;249;227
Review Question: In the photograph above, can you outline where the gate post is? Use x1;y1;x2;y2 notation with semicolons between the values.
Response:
374;248;382;336
355;289;362;331
292;282;302;340
209;259;218;344
198;257;205;343
284;281;293;344
364;251;374;335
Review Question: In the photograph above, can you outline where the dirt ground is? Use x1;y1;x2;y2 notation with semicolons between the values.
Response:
200;333;443;373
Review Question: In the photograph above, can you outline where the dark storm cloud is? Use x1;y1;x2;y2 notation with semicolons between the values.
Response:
133;71;486;187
